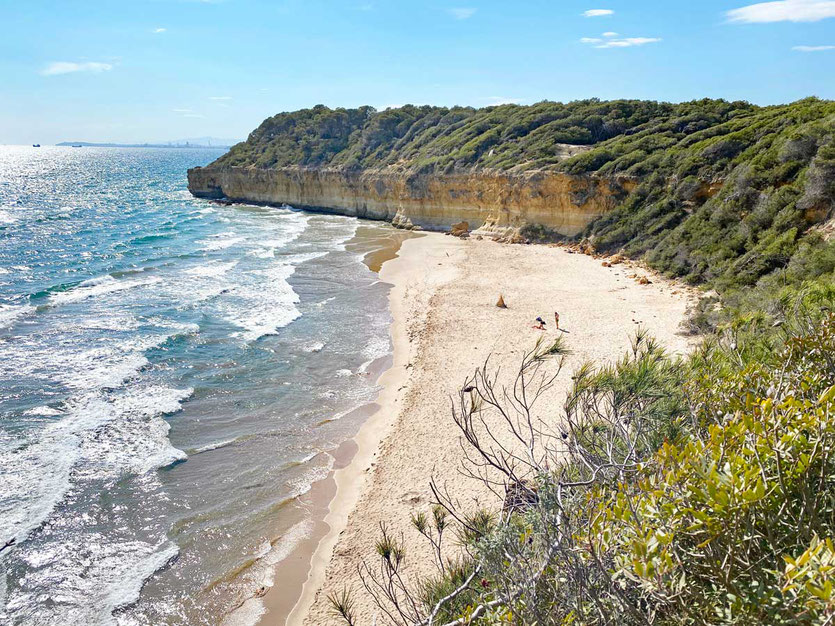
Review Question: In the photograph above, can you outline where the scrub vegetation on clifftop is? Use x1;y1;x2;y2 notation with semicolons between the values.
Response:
210;98;835;300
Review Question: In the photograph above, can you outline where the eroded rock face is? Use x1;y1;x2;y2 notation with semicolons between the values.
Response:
187;166;636;237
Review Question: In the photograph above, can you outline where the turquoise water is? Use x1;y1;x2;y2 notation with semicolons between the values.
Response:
0;146;394;624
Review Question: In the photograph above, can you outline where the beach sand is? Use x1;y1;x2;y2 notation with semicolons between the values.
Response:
265;232;697;625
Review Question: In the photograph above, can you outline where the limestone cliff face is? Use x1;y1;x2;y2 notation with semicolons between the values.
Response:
187;166;637;237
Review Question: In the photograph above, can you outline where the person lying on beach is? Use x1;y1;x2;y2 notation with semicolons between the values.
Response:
532;316;546;330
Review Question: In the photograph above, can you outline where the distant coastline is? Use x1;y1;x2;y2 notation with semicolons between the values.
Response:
55;141;234;149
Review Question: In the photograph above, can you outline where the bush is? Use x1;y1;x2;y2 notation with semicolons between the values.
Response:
333;290;835;626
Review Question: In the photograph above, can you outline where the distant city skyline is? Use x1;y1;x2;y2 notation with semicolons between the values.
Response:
2;0;834;145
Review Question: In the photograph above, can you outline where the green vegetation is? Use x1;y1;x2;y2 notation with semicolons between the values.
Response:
216;103;835;623
213;98;834;300
213;100;690;172
332;287;835;626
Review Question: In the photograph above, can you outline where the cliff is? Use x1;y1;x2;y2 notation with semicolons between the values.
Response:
189;98;835;290
187;165;635;237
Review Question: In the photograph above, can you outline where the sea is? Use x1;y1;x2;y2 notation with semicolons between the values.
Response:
0;146;398;624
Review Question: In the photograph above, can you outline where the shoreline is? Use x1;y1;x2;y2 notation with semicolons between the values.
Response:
297;234;698;624
231;225;431;626
281;234;464;626
249;230;699;626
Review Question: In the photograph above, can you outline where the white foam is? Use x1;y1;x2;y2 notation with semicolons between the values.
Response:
49;275;161;306
0;422;80;545
4;535;179;626
189;437;238;455
0;302;34;329
303;341;325;353
226;263;301;342
0;385;192;547
219;520;314;626
186;260;239;277
363;334;392;361
0;209;18;224
252;247;275;259
73;386;192;480
22;405;64;417
197;232;247;251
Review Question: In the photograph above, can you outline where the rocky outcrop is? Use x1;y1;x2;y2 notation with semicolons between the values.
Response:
187;165;638;237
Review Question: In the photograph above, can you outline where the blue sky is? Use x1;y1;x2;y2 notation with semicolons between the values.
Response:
1;0;834;144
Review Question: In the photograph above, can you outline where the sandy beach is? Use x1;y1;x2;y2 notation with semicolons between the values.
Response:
265;232;697;625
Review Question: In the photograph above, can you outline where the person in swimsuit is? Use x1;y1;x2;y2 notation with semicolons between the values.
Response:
533;316;546;330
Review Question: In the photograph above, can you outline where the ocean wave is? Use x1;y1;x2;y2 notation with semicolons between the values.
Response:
0;385;191;548
197;232;247;251
0;302;34;329
187;437;239;455
22;405;64;417
303;341;325;353
186;259;239;278
0;208;18;224
363;334;393;361
226;263;301;342
73;386;192;480
251;247;275;259
47;275;162;306
3;534;179;626
219;520;314;626
0;422;80;546
129;232;173;245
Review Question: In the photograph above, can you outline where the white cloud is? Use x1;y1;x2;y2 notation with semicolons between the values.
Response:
183;113;207;119
153;27;166;33
581;35;661;48
727;0;835;23
173;108;193;113
583;9;614;17
448;7;476;19
793;44;835;50
209;96;232;100
603;31;618;37
40;61;113;76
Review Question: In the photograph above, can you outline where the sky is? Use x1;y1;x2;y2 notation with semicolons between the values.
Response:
1;0;834;145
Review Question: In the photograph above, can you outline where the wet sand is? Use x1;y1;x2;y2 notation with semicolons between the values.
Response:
233;223;421;626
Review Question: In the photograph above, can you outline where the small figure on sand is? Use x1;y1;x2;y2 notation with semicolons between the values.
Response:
554;311;560;330
533;316;546;330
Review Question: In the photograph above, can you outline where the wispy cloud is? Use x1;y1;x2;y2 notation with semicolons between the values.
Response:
727;0;835;23
581;35;661;48
40;61;113;76
183;113;206;118
602;31;618;37
793;44;835;50
583;9;614;17
153;27;166;33
209;96;232;101
172;108;193;113
448;7;476;19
